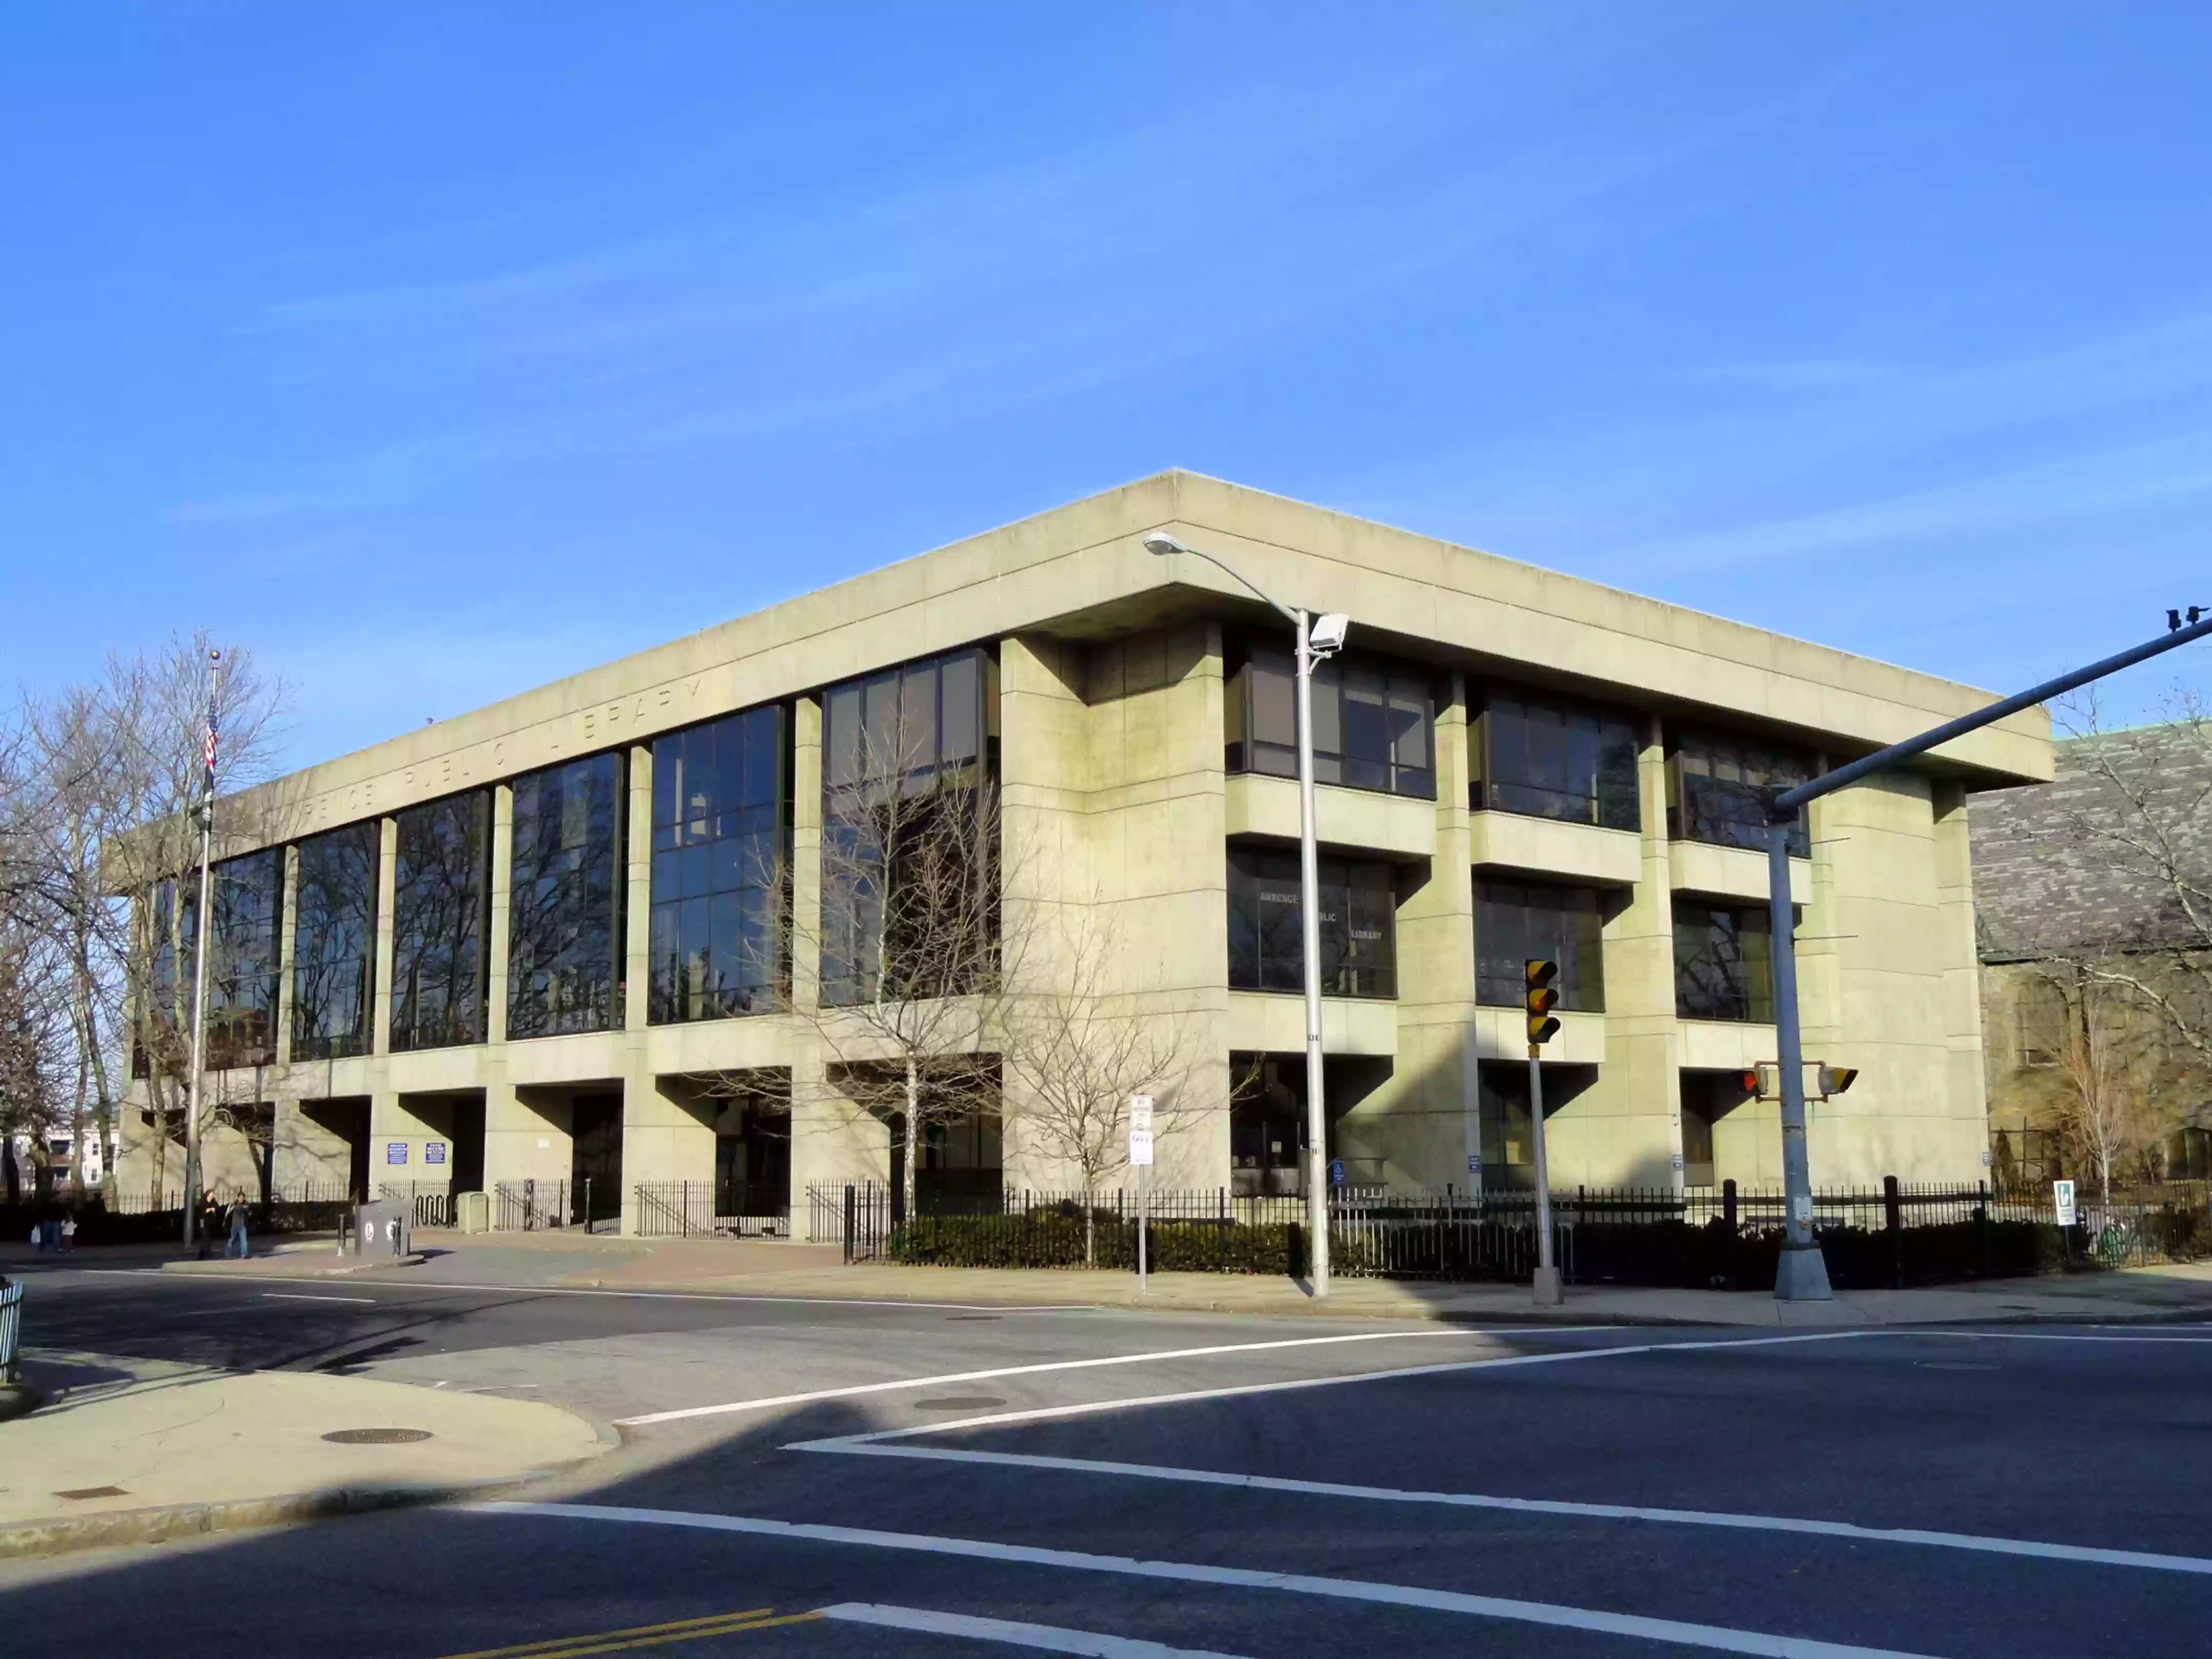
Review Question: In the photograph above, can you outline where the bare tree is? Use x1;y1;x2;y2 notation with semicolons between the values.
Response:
1001;901;1203;1265
46;635;289;1205
2039;690;2212;1056
738;699;1028;1222
2046;964;2157;1203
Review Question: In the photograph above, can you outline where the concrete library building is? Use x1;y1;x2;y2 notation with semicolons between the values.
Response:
117;472;2051;1236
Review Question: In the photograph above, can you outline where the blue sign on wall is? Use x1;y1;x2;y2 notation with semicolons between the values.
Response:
386;1142;409;1165
1329;1158;1347;1187
425;1142;448;1166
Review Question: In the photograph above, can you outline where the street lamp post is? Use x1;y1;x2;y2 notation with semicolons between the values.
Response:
1144;531;1348;1298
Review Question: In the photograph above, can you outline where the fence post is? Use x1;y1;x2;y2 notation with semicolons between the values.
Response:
1883;1175;1902;1289
1722;1179;1738;1289
843;1183;856;1266
1974;1180;1990;1279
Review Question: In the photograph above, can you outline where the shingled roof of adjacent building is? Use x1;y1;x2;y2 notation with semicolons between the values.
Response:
1970;722;2212;960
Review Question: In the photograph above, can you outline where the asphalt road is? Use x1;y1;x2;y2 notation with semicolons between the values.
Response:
4;1268;2210;1657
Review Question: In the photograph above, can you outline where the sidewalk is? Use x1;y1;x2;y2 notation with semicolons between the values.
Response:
149;1228;2212;1326
0;1348;609;1558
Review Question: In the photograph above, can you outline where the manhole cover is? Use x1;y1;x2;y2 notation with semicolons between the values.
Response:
912;1396;1007;1412
53;1485;131;1500
322;1428;435;1444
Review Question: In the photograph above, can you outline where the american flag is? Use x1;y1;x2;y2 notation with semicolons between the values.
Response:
203;694;218;777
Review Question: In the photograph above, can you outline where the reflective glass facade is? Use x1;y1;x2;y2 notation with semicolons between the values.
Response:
391;791;491;1051
291;823;378;1060
205;848;282;1070
820;648;997;1008
1226;845;1396;998
1225;641;1435;799
132;878;189;1078
1673;899;1775;1023
1668;728;1812;856
1471;691;1640;830
1475;878;1605;1011
650;707;788;1023
509;753;626;1039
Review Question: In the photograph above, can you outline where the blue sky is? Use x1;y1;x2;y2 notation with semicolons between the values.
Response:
7;3;2211;767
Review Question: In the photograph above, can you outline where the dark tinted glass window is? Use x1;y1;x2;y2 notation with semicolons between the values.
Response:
1227;845;1396;998
1225;642;1435;800
133;878;187;1079
205;848;282;1070
820;648;998;1007
292;824;378;1060
650;705;788;1023
1475;879;1605;1011
1673;900;1775;1023
509;753;625;1039
1669;729;1812;856
1472;692;1640;831
392;791;491;1050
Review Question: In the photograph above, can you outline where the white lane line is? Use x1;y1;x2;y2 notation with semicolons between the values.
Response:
820;1602;1248;1657
76;1268;1103;1314
613;1327;1617;1426
1907;1330;2212;1345
261;1292;376;1304
804;1441;2212;1578
790;1330;1869;1445
471;1501;1937;1659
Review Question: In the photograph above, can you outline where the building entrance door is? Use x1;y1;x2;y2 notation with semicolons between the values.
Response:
570;1092;623;1231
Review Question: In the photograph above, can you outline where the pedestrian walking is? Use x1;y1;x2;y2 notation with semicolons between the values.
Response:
197;1189;219;1259
225;1194;250;1260
60;1215;76;1253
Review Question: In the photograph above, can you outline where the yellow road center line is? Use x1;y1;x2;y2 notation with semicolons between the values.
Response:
436;1608;776;1659
517;1610;825;1658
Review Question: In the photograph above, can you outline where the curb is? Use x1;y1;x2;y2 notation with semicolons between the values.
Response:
0;1473;537;1561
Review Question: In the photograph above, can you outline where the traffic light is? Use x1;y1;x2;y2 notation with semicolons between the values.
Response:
1818;1065;1859;1097
1525;959;1561;1050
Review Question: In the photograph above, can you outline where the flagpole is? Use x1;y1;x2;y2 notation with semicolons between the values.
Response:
182;650;220;1248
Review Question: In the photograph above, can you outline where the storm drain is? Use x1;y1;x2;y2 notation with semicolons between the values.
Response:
322;1428;435;1444
53;1486;131;1500
911;1397;1006;1412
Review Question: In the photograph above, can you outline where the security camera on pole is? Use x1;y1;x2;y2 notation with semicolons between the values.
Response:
1525;959;1563;1307
1143;530;1348;1299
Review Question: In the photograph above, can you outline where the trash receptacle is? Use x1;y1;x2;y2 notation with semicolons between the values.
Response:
456;1190;490;1234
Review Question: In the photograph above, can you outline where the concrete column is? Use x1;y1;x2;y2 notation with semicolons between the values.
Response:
784;693;886;1221
625;745;652;1032
1341;671;1476;1190
368;816;402;1182
791;695;823;1015
487;783;514;1047
372;817;398;1058
1555;715;1683;1189
1933;781;1992;1177
274;844;299;1067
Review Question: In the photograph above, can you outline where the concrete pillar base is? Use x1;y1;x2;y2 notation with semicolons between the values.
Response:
1531;1266;1563;1306
1774;1241;1835;1301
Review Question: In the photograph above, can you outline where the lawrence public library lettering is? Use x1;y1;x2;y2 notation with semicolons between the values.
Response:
119;473;2050;1233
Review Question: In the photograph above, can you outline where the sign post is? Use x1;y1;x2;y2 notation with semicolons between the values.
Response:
1130;1095;1155;1298
2053;1177;2078;1260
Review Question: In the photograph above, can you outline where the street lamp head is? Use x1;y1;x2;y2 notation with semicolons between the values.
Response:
1142;532;1190;558
1310;612;1351;655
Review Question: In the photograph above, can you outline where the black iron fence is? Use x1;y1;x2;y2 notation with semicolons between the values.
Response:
802;1176;2212;1289
2;1183;354;1246
494;1179;569;1232
633;1182;791;1239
